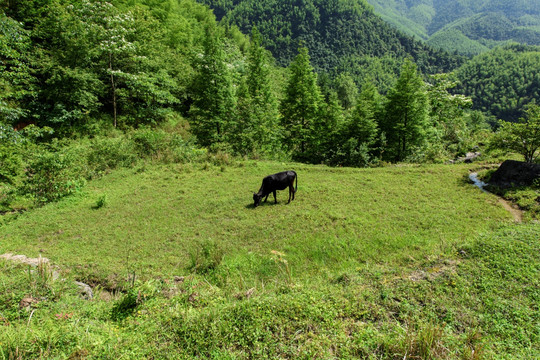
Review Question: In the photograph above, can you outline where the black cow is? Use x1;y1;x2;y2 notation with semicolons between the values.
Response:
253;171;297;207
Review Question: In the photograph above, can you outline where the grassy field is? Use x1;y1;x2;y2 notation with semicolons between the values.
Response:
0;161;538;359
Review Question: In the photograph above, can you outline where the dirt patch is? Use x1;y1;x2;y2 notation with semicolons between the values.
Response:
497;198;523;223
408;260;458;282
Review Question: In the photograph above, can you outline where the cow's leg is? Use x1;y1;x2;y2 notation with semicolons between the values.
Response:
288;184;293;203
273;190;277;203
264;193;269;203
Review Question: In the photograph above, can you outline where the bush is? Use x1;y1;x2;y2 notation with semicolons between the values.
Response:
87;136;137;176
21;151;86;204
0;145;22;184
131;128;169;158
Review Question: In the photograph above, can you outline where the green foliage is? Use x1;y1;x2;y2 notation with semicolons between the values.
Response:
204;0;462;74
456;45;540;122
0;15;33;124
87;136;137;176
382;59;430;162
491;104;540;163
110;289;140;321
366;0;540;55
189;24;237;147
0;144;22;185
427;73;474;157
280;46;323;161
334;72;358;110
21;151;86;204
94;194;108;209
232;27;282;156
330;82;380;167
188;239;224;274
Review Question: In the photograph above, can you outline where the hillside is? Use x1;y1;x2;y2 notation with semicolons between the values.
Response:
1;160;538;358
196;0;463;73
365;0;540;56
456;44;540;121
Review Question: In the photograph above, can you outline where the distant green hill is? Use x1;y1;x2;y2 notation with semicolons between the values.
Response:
365;0;540;56
456;44;540;122
196;0;463;74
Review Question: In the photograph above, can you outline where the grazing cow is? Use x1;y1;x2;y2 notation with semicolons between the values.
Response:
253;171;297;207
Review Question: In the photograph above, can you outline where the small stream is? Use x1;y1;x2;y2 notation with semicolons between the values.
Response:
469;172;488;192
469;172;523;222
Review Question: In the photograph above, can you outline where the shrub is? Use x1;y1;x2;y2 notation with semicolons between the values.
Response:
131;128;169;158
87;136;137;176
0;144;22;184
94;194;107;209
21;151;86;204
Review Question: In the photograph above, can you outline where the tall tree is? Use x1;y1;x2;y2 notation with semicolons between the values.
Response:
334;72;358;111
233;27;280;155
335;82;380;166
427;73;473;155
280;46;322;160
382;59;429;162
0;15;34;124
74;0;138;128
316;90;344;163
189;24;236;147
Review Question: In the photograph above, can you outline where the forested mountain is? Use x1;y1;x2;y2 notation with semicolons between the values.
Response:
196;0;463;74
365;0;540;56
456;44;540;122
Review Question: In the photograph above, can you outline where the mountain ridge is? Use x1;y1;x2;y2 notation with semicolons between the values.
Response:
365;0;540;56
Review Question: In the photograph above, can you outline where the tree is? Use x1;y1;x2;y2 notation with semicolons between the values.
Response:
427;73;473;155
280;46;322;160
233;27;280;156
0;15;34;124
189;24;236;147
71;0;138;128
382;59;430;162
334;72;358;110
316;90;344;163
492;104;540;163
334;82;380;166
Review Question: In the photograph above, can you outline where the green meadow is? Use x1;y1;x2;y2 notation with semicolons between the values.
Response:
1;161;538;359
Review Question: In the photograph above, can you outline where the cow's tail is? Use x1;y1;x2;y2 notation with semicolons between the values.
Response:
295;171;298;193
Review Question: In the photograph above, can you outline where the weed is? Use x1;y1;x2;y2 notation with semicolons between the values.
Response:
110;289;140;321
93;194;107;209
270;250;292;285
188;240;224;274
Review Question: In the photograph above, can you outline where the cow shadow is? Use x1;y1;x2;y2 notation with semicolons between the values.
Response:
245;201;278;209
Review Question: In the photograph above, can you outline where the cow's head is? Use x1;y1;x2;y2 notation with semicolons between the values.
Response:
253;193;262;207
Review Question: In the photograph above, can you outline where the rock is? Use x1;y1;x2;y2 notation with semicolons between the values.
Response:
19;297;38;310
457;152;481;163
489;160;540;188
74;281;94;300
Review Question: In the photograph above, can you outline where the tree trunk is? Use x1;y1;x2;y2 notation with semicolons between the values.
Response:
109;53;117;128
